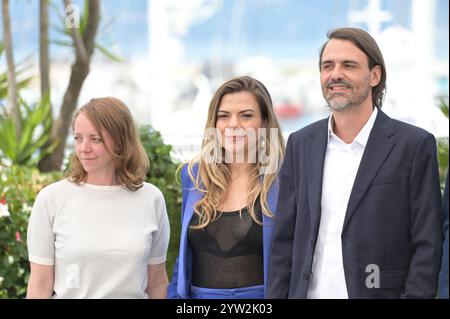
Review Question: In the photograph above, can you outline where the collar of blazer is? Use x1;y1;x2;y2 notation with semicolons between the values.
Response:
305;109;396;233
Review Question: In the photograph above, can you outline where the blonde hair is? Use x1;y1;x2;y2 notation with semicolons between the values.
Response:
188;76;285;229
67;97;149;191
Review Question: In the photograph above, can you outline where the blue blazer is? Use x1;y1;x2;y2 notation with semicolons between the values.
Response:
167;164;279;299
268;110;442;298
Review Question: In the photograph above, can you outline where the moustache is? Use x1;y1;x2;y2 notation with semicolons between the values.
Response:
326;80;352;89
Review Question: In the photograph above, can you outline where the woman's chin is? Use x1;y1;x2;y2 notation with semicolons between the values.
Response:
81;165;95;173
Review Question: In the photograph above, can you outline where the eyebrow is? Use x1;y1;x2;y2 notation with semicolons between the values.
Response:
321;59;359;66
73;132;101;137
343;60;359;65
217;109;256;113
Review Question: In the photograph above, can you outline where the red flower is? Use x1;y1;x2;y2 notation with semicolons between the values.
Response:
15;231;21;242
0;196;10;218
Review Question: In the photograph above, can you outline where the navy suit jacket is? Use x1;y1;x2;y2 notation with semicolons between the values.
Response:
268;110;442;298
438;172;449;299
168;164;279;298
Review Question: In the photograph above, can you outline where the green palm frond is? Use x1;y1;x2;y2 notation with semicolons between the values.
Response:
50;0;124;62
0;94;58;167
0;42;34;100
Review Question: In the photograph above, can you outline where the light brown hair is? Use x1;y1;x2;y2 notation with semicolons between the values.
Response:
67;97;149;191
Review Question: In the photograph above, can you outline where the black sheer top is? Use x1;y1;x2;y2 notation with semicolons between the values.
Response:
188;206;264;289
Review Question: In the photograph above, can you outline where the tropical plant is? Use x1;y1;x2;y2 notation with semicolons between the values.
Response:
0;94;57;167
50;0;123;62
0;42;33;100
0;165;61;298
437;99;449;189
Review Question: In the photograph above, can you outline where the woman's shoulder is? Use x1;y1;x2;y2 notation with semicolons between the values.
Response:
140;182;164;198
37;178;76;197
139;183;169;214
33;179;77;208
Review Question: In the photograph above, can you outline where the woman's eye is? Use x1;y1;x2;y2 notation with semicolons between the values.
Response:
92;137;102;144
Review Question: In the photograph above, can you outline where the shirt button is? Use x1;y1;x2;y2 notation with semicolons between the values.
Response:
303;272;310;280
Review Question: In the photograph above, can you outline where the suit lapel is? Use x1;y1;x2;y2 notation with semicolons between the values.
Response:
342;110;396;232
306;120;328;233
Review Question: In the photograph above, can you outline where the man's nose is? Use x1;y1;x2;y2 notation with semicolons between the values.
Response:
330;66;344;81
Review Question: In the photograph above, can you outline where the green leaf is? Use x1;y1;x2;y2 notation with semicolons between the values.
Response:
439;99;449;119
49;39;73;47
81;0;89;34
95;44;124;62
0;94;56;166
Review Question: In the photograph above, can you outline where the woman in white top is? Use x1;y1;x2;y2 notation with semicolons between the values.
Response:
26;97;170;299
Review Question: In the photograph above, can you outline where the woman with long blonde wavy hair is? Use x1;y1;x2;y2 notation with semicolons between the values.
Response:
168;76;285;299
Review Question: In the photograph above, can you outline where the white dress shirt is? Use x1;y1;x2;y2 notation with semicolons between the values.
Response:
307;107;378;299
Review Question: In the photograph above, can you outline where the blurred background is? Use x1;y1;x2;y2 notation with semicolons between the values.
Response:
3;0;449;161
0;0;448;298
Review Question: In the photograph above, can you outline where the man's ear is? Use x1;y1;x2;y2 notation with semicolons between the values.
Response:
370;65;381;87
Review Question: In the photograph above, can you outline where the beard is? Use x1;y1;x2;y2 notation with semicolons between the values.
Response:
323;79;372;112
